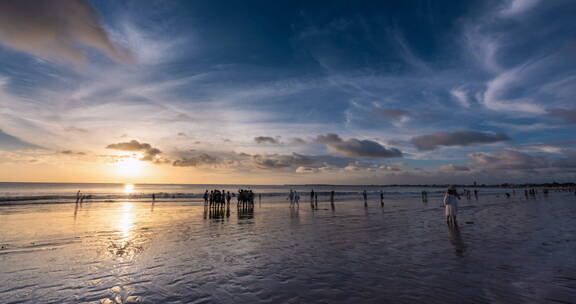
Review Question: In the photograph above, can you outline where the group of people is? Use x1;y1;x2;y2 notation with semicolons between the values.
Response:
202;189;257;209
442;186;562;227
203;189;232;207
288;189;301;206
237;189;256;207
289;189;387;210
288;189;338;209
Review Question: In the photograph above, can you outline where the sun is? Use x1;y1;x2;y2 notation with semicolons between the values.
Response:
124;183;135;194
114;156;146;177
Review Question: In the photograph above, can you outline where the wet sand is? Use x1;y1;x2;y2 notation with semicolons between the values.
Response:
1;193;575;303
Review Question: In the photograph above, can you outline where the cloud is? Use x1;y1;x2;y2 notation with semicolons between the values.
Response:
449;89;471;108
254;136;280;144
290;137;307;144
316;133;402;158
411;130;510;151
468;150;548;170
500;0;541;17
482;67;545;114
61;150;86;156
0;0;133;65
463;149;576;173
252;153;316;169
547;108;576;124
169;150;353;171
173;153;220;167
0;129;44;151
439;164;470;172
106;140;162;161
295;166;319;174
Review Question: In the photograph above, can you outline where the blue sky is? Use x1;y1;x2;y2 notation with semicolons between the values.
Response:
0;0;575;184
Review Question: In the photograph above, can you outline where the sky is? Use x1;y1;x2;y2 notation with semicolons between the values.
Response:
0;0;575;184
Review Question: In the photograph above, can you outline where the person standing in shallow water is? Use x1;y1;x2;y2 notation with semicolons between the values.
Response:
444;185;461;226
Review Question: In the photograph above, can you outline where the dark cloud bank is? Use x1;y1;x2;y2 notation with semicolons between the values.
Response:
106;140;162;161
411;130;510;151
254;136;280;144
316;133;402;158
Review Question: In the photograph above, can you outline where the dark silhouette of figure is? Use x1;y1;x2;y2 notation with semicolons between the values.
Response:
203;190;209;205
473;189;478;200
363;190;368;206
330;190;335;210
380;191;384;207
421;190;428;203
310;189;315;210
288;189;295;206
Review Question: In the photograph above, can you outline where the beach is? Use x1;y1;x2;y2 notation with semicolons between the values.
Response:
1;186;575;303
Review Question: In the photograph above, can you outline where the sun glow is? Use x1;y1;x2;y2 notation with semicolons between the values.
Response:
114;156;146;177
124;183;135;194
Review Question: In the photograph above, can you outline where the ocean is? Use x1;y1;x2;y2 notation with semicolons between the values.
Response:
0;182;512;205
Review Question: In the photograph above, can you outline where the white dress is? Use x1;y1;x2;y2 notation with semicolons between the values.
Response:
443;194;459;217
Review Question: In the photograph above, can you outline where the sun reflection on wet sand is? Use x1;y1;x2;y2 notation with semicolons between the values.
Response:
106;202;143;258
117;202;134;238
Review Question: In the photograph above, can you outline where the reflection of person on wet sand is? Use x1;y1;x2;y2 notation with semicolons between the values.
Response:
448;225;466;257
443;185;460;226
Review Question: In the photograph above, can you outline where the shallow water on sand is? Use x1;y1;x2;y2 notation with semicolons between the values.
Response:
1;193;575;303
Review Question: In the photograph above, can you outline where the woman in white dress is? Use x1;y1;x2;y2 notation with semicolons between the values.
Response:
444;185;461;226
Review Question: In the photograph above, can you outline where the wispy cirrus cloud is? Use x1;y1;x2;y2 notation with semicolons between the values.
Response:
0;129;44;151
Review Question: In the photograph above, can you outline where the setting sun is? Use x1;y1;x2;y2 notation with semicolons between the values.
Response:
123;183;135;194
